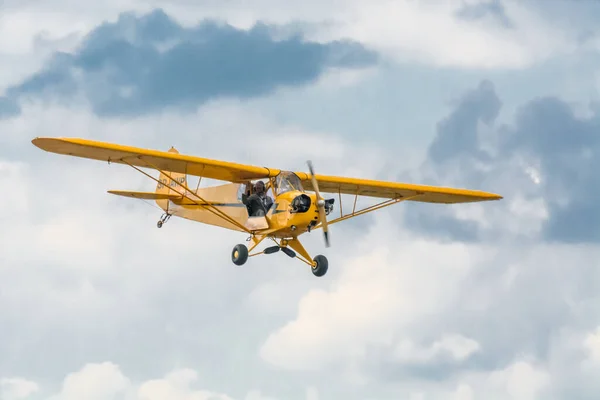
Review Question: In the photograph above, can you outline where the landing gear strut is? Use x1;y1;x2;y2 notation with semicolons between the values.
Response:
230;237;329;277
157;213;171;228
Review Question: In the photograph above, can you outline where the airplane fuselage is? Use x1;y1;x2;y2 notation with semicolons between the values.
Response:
266;190;322;238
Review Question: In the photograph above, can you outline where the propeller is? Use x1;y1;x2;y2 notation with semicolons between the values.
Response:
307;160;330;247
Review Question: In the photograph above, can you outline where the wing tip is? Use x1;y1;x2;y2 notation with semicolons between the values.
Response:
31;136;45;148
487;193;503;201
32;136;74;152
31;137;56;152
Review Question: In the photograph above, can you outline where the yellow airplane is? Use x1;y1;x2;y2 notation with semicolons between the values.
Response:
32;137;503;277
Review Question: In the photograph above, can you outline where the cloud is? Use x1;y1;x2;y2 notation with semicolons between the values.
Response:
0;99;388;399
317;0;571;70
583;327;600;364
3;362;281;400
2;4;599;400
258;171;600;397
3;9;377;118
0;0;578;104
393;334;481;365
153;0;574;69
0;378;39;400
401;79;600;243
259;213;478;376
455;0;513;28
406;360;550;400
49;362;131;400
0;97;20;118
458;360;550;400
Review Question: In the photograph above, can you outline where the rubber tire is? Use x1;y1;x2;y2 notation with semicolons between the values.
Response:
232;244;249;266
157;221;163;228
311;255;328;277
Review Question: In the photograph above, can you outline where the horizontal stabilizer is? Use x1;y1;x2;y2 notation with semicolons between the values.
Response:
108;190;181;200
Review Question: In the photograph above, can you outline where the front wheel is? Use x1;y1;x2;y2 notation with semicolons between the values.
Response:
232;244;249;266
311;255;328;277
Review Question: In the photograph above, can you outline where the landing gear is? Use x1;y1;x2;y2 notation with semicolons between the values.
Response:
311;255;328;277
232;244;249;266
157;213;171;228
230;236;328;277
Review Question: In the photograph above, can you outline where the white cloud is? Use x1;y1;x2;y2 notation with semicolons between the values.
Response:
4;99;388;177
0;7;86;91
159;0;573;69
6;363;279;400
389;359;550;400
583;327;600;364
452;384;473;400
393;334;480;364
49;362;131;400
259;212;478;373
486;360;550;400
137;369;233;400
0;378;39;400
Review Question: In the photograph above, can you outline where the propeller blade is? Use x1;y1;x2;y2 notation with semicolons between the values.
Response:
307;160;330;247
307;160;321;196
319;206;330;247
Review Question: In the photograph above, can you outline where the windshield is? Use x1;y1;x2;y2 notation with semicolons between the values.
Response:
275;172;304;195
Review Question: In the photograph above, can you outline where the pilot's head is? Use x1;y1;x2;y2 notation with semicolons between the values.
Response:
254;180;265;194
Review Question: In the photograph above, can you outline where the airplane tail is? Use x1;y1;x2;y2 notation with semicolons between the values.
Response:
155;147;187;211
108;147;188;211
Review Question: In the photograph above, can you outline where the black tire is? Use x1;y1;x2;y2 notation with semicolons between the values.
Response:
232;244;249;266
157;221;163;228
311;255;328;277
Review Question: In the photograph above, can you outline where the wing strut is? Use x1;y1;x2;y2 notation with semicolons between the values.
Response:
121;158;253;234
314;193;424;229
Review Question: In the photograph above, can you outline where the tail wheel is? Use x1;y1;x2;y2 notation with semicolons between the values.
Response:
311;255;328;277
232;244;249;266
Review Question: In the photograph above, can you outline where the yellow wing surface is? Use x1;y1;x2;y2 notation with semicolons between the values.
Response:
32;137;277;182
295;173;502;203
32;137;501;203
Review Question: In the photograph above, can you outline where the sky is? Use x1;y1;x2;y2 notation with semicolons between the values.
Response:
1;0;600;399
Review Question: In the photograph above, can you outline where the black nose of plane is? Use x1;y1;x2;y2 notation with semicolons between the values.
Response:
291;194;311;213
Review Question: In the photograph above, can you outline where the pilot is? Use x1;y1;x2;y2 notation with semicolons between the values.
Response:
242;180;273;216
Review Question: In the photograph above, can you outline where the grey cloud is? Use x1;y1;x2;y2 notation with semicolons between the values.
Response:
358;243;600;399
0;97;20;118
427;79;500;167
403;79;600;244
502;97;600;243
4;9;378;117
455;0;513;28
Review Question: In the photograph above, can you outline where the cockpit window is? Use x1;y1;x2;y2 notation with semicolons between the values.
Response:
275;172;304;195
237;183;247;201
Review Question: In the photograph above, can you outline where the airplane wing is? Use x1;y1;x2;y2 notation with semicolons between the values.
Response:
107;190;182;200
32;137;278;182
295;173;502;204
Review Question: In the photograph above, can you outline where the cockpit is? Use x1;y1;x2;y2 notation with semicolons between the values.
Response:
236;172;306;217
275;171;304;195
